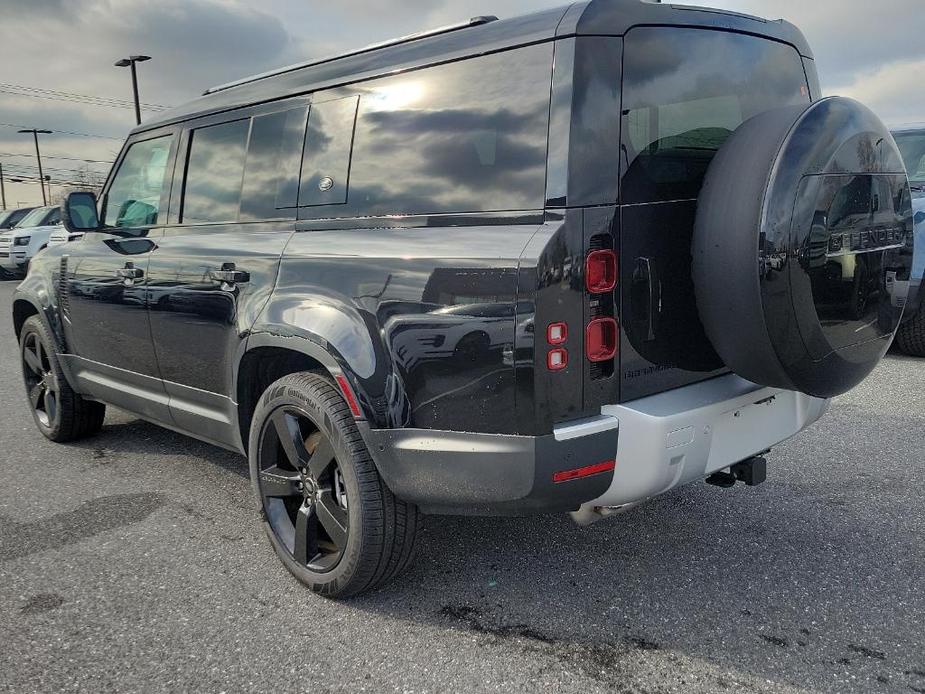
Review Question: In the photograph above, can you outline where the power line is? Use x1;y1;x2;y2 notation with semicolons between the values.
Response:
0;151;113;165
0;122;123;140
0;82;170;111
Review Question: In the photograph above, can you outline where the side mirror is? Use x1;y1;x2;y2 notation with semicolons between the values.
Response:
62;191;101;234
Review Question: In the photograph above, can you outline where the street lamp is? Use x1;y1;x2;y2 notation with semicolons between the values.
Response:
17;128;52;205
114;55;151;126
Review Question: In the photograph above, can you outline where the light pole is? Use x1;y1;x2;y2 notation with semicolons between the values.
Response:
115;55;151;125
17;128;52;206
0;162;6;210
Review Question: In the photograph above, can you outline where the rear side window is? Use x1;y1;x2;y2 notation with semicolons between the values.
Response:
181;119;250;224
621;28;810;205
318;43;552;217
299;96;359;207
240;106;308;220
103;135;173;228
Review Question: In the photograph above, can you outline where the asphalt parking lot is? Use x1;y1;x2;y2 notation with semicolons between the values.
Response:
0;279;922;694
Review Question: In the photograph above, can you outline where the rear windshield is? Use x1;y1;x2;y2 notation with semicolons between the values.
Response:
894;131;925;187
621;27;810;204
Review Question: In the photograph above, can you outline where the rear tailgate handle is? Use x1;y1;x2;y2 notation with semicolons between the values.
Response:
633;257;661;342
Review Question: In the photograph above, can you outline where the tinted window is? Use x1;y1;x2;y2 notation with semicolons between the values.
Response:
240;106;308;220
314;44;551;218
621;28;810;204
299;96;358;207
103;135;173;227
182;119;250;224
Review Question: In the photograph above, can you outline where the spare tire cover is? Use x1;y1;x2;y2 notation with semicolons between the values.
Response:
693;97;913;398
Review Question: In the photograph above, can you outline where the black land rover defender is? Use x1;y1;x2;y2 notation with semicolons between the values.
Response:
13;0;913;597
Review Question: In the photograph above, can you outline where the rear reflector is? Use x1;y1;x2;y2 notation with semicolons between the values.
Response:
553;460;616;483
586;317;618;362
335;374;362;418
547;322;568;345
547;348;568;371
586;250;617;294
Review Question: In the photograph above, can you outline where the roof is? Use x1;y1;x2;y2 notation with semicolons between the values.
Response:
139;0;813;133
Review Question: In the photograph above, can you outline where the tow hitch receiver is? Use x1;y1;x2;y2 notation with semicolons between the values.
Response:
706;456;767;488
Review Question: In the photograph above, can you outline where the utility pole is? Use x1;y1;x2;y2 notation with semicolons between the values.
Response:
115;55;151;126
0;162;6;210
17;128;52;206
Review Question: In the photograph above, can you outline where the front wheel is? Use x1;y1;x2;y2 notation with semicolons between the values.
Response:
248;372;421;598
19;315;106;441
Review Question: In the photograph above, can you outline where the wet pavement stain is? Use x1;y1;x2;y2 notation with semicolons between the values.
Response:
0;492;166;561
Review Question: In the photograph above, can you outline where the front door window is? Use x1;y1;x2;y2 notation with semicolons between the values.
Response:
102;135;173;228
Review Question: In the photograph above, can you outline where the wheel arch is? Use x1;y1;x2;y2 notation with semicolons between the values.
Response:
235;331;380;455
12;298;40;340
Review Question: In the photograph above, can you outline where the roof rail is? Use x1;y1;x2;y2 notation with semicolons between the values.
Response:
203;15;500;96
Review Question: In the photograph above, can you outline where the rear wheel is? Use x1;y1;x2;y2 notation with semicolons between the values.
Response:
19;315;106;441
249;372;420;598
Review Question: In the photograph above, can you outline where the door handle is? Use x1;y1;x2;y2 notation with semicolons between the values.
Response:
209;264;250;286
115;263;144;284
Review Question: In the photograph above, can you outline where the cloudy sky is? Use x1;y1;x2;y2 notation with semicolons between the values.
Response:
1;0;922;207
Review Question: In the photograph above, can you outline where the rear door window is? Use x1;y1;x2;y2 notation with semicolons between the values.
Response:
621;27;810;204
181;119;250;224
240;106;308;219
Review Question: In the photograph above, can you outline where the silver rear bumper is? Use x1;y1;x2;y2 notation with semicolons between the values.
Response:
578;374;829;513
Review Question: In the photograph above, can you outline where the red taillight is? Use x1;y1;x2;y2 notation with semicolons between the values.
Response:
335;374;362;418
547;348;568;371
547;322;568;345
553;460;616;483
586;318;618;362
585;250;617;294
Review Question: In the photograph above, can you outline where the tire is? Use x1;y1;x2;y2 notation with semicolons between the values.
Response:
692;97;913;398
248;371;421;598
896;305;925;357
19;315;106;442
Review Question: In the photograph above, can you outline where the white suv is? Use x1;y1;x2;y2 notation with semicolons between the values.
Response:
0;205;62;279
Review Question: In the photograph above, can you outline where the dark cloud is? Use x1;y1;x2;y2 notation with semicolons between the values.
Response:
1;0;922;207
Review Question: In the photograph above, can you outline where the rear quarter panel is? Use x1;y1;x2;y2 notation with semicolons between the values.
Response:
254;222;542;433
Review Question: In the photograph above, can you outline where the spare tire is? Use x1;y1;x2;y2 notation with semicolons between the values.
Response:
692;97;913;398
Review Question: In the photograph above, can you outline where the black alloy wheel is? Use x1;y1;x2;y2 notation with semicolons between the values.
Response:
257;407;350;573
18;315;106;442
248;372;420;598
22;330;58;428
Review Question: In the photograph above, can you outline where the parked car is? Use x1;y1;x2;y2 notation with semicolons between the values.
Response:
13;0;914;598
891;125;925;355
0;205;61;278
0;206;37;230
47;225;85;247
